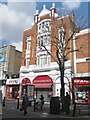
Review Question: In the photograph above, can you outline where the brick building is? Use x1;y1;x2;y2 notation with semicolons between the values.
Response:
72;29;90;103
20;4;90;102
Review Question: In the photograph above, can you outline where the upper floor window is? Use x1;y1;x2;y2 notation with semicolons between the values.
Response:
58;27;65;58
37;54;51;66
38;20;50;31
58;27;65;44
37;35;51;48
26;57;30;67
27;36;31;50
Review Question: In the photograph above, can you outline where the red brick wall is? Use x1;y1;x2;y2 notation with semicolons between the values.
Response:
76;33;89;58
77;62;90;73
21;29;31;66
75;32;90;73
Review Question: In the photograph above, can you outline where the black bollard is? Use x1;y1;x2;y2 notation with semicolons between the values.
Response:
17;97;19;109
3;97;5;107
34;99;36;112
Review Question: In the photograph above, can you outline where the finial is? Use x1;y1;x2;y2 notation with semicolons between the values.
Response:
52;3;55;8
43;4;46;9
36;10;38;14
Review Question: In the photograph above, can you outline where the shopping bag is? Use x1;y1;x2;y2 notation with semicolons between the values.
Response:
20;107;23;111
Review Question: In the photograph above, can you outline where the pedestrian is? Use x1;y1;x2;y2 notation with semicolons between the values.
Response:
20;93;29;115
39;94;44;109
64;92;71;115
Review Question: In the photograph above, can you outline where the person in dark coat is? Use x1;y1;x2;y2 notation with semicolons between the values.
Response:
39;94;44;109
21;93;29;115
64;92;71;115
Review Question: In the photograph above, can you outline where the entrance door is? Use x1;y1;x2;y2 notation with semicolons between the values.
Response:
37;91;50;102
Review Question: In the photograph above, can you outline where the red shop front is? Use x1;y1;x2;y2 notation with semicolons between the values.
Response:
72;77;90;104
6;79;20;100
33;75;53;101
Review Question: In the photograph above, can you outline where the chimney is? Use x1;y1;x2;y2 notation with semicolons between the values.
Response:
70;11;75;22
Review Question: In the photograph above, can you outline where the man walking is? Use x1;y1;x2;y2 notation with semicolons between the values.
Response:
21;93;29;115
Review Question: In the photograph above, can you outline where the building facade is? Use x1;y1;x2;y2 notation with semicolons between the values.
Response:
0;45;22;79
0;45;22;100
20;4;76;101
72;29;90;104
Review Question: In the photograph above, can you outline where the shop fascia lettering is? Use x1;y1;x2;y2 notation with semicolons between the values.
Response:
74;79;89;83
7;79;20;85
34;79;52;83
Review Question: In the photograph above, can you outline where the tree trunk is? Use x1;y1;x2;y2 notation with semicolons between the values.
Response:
59;64;65;111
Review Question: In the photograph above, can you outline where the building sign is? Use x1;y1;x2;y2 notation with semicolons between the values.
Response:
74;80;90;85
33;79;52;83
6;79;20;85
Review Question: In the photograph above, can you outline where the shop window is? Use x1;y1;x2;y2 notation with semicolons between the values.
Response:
75;86;90;103
11;74;19;78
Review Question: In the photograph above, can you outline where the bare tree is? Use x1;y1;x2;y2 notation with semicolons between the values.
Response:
40;9;87;101
41;14;75;99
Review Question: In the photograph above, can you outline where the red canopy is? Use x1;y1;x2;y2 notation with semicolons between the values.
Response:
33;75;53;88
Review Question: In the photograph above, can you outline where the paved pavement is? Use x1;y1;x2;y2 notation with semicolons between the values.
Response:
1;100;90;119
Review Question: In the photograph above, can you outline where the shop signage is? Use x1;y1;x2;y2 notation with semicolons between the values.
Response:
34;79;52;83
33;76;53;84
6;79;20;85
74;80;90;85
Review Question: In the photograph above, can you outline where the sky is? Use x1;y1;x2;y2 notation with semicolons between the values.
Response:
0;0;89;52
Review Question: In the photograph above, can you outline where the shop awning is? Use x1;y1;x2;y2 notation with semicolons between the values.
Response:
33;75;53;88
22;78;31;85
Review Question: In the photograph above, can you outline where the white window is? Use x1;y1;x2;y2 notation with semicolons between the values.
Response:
32;49;34;58
27;36;31;50
27;42;30;50
39;24;41;30
38;36;44;47
58;27;65;45
58;27;65;58
26;58;30;67
43;55;47;64
42;22;44;28
37;54;51;66
37;56;39;65
38;20;50;31
47;55;51;64
45;21;49;27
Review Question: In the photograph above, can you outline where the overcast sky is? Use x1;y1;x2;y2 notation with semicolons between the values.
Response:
0;0;89;51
